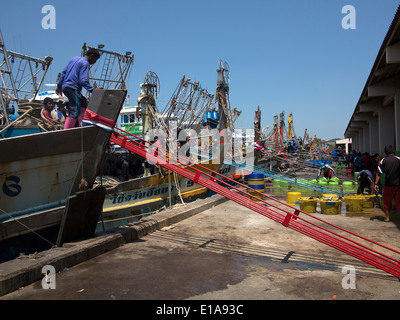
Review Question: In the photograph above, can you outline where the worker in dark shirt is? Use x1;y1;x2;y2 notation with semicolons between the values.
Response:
120;156;129;182
375;145;400;222
316;164;336;180
357;169;375;195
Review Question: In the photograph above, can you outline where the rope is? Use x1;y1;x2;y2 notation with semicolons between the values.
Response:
0;208;56;247
173;171;186;205
79;114;88;194
0;102;64;132
0;106;33;135
146;103;186;205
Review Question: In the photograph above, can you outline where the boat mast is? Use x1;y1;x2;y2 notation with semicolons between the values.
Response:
81;43;134;90
254;105;261;142
137;71;159;142
0;29;18;111
161;75;215;131
0;29;52;124
273;114;279;153
288;113;293;140
216;60;230;131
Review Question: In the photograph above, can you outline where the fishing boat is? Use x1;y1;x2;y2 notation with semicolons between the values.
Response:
0;38;131;260
249;106;283;173
0;33;241;256
119;105;143;136
0;89;127;257
97;63;243;230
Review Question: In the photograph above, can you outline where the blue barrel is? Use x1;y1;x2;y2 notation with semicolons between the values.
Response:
212;111;219;121
206;111;212;120
247;173;265;201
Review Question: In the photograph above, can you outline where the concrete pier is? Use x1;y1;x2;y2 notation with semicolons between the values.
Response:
1;191;399;301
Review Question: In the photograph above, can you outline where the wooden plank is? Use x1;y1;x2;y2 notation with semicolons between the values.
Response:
56;187;106;246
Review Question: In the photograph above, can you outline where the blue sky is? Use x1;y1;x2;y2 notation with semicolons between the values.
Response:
1;0;399;140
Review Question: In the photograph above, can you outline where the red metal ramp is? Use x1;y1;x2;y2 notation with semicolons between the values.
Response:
110;129;400;279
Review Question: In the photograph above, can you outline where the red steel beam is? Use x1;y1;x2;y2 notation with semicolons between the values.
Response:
110;129;400;278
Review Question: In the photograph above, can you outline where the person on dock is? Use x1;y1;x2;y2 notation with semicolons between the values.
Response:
362;152;372;170
357;169;375;195
316;163;336;181
375;145;400;222
152;135;165;159
353;152;363;172
120;156;129;182
56;48;101;129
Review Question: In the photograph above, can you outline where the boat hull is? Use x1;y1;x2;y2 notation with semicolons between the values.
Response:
0;126;45;138
98;160;224;230
0;127;100;220
99;174;208;230
0;89;127;242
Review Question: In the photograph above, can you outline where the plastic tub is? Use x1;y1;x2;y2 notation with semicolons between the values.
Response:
342;181;355;192
320;199;342;215
279;180;289;194
299;197;317;213
272;179;282;194
344;196;364;212
342;181;353;188
295;179;309;192
363;195;375;208
330;177;340;183
328;182;339;190
287;192;301;205
322;194;339;200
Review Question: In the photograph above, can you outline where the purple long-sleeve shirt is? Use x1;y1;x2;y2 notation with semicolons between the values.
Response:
57;56;94;93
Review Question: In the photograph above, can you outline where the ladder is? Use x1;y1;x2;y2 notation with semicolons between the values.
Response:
99;53;115;88
109;128;400;278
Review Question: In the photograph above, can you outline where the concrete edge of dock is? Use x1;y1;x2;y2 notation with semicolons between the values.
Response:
0;194;229;297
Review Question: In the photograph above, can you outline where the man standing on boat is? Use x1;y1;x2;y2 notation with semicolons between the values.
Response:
56;48;101;129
